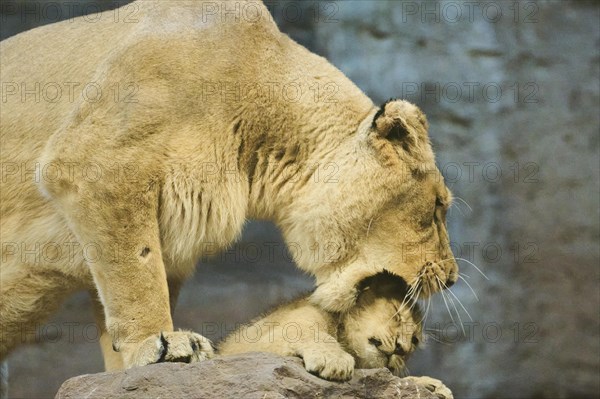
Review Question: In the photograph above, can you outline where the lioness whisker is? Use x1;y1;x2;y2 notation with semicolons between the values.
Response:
448;296;466;336
405;276;420;296
436;278;456;327
425;332;450;345
405;279;419;299
449;202;465;217
454;257;489;280
392;279;421;323
391;274;424;324
424;294;432;324
366;217;374;238
458;274;479;301
410;279;421;300
418;294;431;325
453;196;473;212
437;276;465;335
445;284;473;322
400;276;421;308
398;289;413;314
408;286;422;313
438;257;458;266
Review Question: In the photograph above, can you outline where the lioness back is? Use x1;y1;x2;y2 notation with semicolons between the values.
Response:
0;0;375;366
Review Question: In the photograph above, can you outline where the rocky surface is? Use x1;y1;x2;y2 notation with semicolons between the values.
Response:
55;353;441;399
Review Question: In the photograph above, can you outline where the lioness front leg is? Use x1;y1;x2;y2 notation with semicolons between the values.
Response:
88;223;212;367
91;293;213;369
126;279;213;367
85;215;212;367
46;174;212;368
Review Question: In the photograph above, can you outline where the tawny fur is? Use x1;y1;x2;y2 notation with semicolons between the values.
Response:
0;0;457;368
218;275;454;398
218;290;423;381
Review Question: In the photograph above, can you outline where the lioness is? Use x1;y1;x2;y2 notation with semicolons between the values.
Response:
0;0;457;369
219;271;453;398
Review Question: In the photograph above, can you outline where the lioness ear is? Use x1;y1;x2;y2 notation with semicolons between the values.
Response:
371;99;429;152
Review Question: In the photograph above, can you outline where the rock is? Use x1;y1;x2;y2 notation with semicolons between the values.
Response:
55;352;443;399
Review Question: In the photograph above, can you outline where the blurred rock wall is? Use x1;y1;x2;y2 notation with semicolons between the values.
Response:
2;1;599;398
271;1;599;398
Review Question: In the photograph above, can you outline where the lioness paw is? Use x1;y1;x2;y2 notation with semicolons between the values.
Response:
302;347;355;382
127;330;214;367
402;376;454;399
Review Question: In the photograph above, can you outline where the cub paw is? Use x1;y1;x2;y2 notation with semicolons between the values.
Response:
402;376;454;399
302;347;355;382
126;330;214;368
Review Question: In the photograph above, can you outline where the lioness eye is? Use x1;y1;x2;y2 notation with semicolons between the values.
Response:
369;337;383;347
412;336;420;346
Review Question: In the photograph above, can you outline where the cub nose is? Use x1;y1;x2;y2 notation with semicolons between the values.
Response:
394;343;406;356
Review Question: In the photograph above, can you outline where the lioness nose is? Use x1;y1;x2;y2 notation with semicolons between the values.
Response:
445;278;455;288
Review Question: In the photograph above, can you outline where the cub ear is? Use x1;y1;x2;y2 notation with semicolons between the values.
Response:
371;99;429;152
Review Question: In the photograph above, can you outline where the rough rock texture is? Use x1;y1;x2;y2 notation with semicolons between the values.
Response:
55;353;438;399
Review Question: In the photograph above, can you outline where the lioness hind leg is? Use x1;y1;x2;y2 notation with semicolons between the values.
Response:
0;270;75;359
167;279;183;317
91;294;123;371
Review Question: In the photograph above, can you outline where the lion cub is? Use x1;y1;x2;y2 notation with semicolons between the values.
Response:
218;272;422;382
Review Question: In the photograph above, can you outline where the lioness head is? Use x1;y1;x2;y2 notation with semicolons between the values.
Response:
339;271;422;376
282;99;457;312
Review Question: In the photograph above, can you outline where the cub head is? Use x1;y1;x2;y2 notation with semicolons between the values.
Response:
338;271;422;376
285;99;457;312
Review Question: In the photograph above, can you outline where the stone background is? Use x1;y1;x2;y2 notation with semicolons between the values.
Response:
1;1;599;398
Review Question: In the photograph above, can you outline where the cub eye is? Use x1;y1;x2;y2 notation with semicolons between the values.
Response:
412;336;420;346
368;337;383;347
